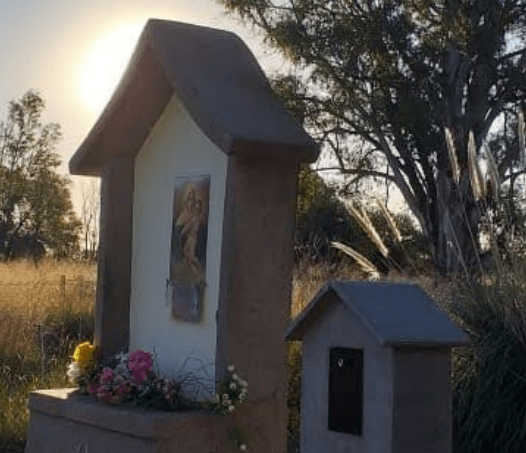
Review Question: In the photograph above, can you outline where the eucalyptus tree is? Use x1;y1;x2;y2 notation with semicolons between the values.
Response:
220;0;526;274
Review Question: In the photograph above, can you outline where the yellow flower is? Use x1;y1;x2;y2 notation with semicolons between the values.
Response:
72;342;97;371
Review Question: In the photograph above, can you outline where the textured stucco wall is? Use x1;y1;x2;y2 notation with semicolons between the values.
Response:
129;93;228;397
301;293;393;453
391;348;452;453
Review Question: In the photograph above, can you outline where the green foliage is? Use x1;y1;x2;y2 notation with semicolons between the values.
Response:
295;165;358;262
445;264;526;453
0;91;81;261
295;164;426;273
220;0;526;275
481;185;526;262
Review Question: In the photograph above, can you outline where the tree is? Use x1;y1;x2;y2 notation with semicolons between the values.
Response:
0;91;81;261
79;178;100;262
220;0;526;275
295;164;425;273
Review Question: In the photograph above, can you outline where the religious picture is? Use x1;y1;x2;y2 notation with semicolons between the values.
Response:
167;174;210;322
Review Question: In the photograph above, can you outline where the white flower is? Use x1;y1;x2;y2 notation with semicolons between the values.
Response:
228;405;235;412
230;382;237;390
227;365;235;372
232;373;240;381
222;393;229;400
213;393;220;403
239;393;246;401
66;362;81;384
239;444;247;451
115;352;128;364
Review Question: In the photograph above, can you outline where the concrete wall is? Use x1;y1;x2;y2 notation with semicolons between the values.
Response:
129;93;228;396
301;292;393;453
391;348;452;453
24;389;232;453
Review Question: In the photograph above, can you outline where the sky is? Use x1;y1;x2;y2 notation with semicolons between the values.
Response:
0;0;289;216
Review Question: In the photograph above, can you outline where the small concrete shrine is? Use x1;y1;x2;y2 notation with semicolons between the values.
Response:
285;280;470;453
24;18;319;453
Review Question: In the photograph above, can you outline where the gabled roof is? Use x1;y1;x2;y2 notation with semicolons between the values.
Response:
285;281;470;347
69;19;319;176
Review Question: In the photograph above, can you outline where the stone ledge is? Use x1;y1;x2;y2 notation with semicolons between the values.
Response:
29;388;216;439
25;388;231;453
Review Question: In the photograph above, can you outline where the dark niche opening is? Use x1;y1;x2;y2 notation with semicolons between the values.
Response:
328;347;363;435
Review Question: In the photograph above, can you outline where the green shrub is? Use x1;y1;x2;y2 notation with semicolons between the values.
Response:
445;264;526;453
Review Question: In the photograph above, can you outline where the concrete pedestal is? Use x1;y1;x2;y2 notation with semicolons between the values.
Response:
24;388;234;453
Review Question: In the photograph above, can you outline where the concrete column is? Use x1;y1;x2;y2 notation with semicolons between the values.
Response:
216;155;300;453
95;157;135;359
392;347;452;453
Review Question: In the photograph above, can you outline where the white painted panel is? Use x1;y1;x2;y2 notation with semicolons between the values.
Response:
130;94;228;399
301;301;393;453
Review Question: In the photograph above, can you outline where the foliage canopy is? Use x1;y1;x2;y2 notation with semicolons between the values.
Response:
221;0;526;274
0;91;80;260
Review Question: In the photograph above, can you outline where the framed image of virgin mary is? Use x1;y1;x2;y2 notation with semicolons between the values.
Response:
167;174;210;322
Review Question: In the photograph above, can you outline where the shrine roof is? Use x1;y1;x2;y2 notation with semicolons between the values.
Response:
70;19;319;175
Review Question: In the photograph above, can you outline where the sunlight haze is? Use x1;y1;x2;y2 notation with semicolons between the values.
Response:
0;0;285;216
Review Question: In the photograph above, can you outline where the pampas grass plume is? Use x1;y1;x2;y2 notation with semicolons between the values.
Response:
331;241;381;280
445;127;460;184
375;197;402;243
343;200;389;258
468;131;485;200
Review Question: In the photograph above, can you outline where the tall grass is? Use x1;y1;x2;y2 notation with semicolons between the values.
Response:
444;263;526;453
0;259;95;453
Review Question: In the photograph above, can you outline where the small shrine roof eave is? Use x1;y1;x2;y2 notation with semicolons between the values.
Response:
284;280;471;348
69;19;320;176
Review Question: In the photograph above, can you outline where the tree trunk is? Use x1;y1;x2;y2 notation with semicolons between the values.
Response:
435;170;482;275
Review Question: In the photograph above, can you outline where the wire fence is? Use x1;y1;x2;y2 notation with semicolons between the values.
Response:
0;275;96;303
0;276;95;286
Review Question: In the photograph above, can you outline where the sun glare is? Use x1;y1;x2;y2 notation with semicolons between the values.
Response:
78;23;144;115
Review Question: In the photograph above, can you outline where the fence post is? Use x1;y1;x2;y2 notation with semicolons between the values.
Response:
77;275;84;299
60;275;66;299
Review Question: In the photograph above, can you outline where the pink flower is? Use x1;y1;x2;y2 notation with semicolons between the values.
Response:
132;369;149;385
96;386;112;403
128;350;153;374
100;367;114;384
115;383;131;397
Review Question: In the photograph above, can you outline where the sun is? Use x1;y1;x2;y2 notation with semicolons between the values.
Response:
78;22;145;115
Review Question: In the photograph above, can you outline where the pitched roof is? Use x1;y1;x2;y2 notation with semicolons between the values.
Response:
69;19;319;176
285;281;470;347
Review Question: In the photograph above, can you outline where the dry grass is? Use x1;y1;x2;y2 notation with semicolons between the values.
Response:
0;259;95;357
290;260;365;318
0;258;96;452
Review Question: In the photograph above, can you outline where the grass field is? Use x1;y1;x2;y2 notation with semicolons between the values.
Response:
0;259;96;453
4;257;526;453
0;258;344;453
0;257;430;453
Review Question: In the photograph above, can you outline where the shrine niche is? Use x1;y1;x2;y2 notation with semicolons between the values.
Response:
168;173;210;323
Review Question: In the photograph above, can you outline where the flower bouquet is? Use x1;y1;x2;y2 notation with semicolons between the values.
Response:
67;343;249;450
67;342;199;410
